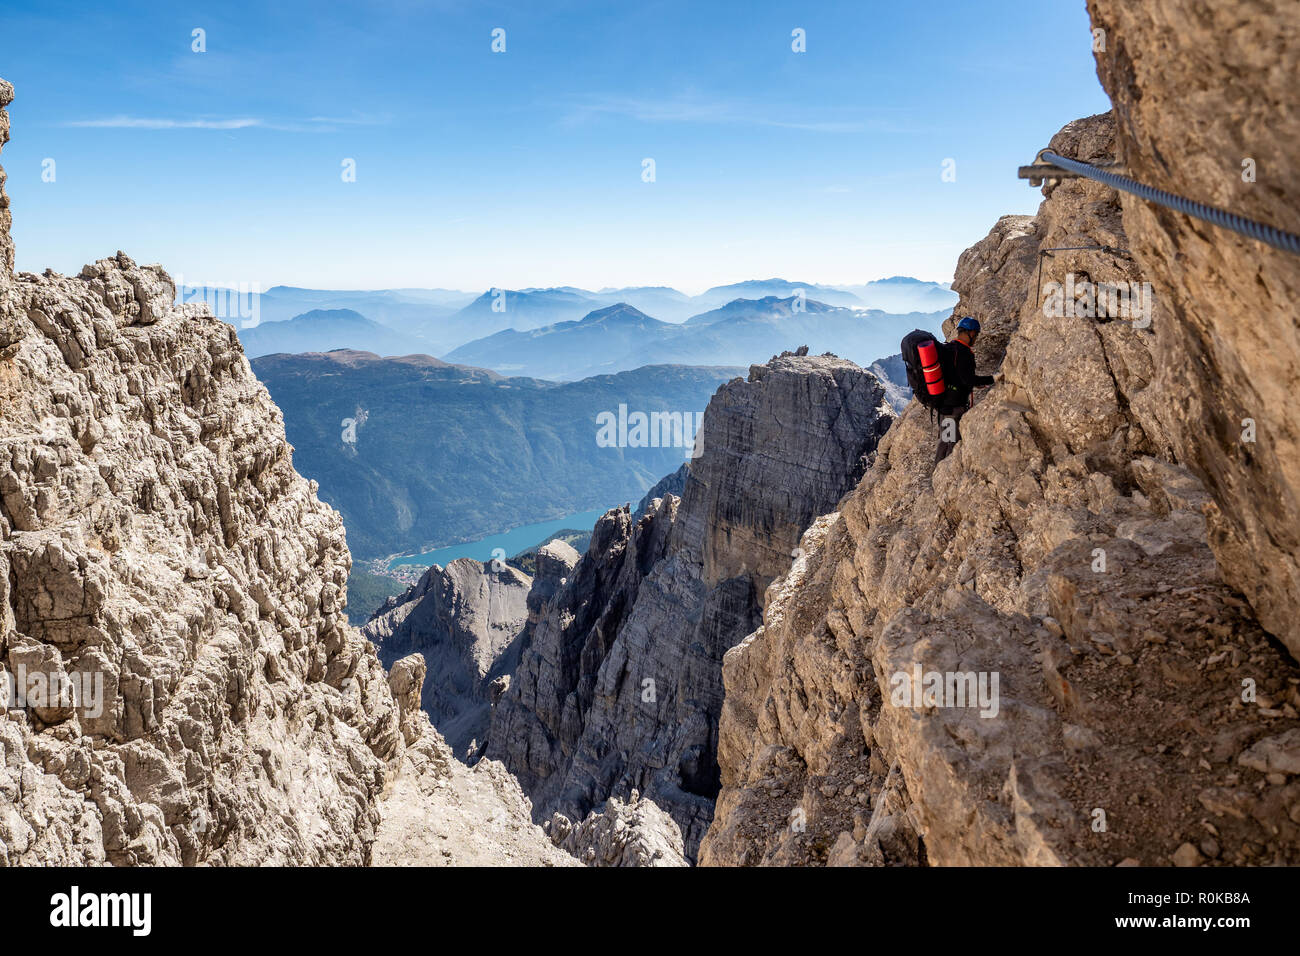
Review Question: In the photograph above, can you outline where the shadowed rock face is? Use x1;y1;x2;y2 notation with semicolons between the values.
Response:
362;558;532;759
1087;0;1300;662
701;109;1300;868
487;352;896;859
0;82;568;867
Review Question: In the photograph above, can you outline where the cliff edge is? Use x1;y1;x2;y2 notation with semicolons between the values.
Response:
0;82;568;866
703;98;1300;866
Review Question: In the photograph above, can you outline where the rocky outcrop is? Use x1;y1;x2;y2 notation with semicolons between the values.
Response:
369;653;570;865
0;81;563;866
940;213;1039;368
1086;0;1300;663
362;558;531;758
487;352;896;858
544;793;688;867
372;661;574;867
0;79;12;278
865;355;912;414
634;464;688;518
486;499;682;817
702;108;1300;867
525;541;579;632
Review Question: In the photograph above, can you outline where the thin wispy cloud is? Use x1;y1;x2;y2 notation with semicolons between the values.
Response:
567;94;733;125
306;114;389;126
64;116;266;129
560;93;905;133
62;114;389;132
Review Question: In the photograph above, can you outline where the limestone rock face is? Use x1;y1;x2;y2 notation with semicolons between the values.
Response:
1087;0;1300;660
940;211;1039;366
363;558;531;758
0;81;562;866
487;353;896;859
865;355;912;414
701;111;1300;868
680;353;894;588
526;541;578;630
486;500;683;821
0;79;12;278
0;253;394;865
371;717;575;867
544;793;688;867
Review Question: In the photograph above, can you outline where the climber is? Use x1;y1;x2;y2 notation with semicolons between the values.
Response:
934;316;995;464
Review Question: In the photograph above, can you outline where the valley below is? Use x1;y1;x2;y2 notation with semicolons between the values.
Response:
250;350;743;560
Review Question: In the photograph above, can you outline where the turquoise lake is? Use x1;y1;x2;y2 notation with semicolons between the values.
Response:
387;506;614;570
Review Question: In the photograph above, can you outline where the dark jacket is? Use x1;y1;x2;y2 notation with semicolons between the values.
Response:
942;339;994;409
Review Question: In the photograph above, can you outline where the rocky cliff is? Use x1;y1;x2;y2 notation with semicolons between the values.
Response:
702;99;1300;866
362;558;532;759
543;791;688;867
1086;0;1300;664
0;82;567;867
487;352;896;858
0;81;12;278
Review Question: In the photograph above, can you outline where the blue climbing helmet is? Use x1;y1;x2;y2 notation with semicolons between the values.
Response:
957;316;981;333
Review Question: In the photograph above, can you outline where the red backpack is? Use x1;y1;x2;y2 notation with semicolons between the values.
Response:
900;329;951;409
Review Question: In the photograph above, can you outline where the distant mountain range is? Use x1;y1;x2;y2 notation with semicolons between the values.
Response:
446;296;947;381
198;276;956;360
681;294;845;326
833;276;966;314
442;287;612;345
256;286;479;325
250;350;742;559
444;303;677;380
181;284;479;355
238;308;431;358
690;279;866;313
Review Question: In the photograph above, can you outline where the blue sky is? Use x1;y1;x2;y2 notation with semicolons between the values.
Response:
0;0;1110;293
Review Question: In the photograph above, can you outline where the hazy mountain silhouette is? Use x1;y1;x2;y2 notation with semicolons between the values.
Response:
448;295;946;381
238;308;431;358
832;276;958;313
212;277;957;359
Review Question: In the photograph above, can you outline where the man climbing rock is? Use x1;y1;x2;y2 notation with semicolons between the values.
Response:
934;316;995;464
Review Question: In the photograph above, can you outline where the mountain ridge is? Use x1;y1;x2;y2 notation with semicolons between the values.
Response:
236;307;432;358
448;294;944;381
207;277;957;359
